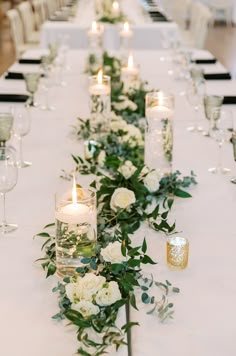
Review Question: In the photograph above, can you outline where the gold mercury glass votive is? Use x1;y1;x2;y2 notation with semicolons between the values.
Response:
167;236;189;270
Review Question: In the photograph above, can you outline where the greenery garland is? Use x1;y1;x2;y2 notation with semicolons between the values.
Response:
37;51;197;356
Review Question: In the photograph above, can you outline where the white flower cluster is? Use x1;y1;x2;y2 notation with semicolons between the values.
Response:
140;169;160;193
118;160;137;179
110;113;143;147
95;0;121;19
66;273;122;318
113;95;137;112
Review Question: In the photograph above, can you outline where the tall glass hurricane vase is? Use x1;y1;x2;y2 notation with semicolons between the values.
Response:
145;92;174;175
55;183;97;278
0;148;18;234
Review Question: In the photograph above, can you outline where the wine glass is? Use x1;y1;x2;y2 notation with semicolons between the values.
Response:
203;95;223;137
40;56;55;111
186;78;205;132
23;72;41;107
13;106;31;168
231;131;236;184
0;147;18;233
0;112;14;147
208;108;233;174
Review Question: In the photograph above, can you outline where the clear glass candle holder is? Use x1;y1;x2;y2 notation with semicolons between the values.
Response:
145;92;175;175
88;22;104;51
167;236;189;270
89;73;111;132
119;23;133;61
0;113;14;147
55;187;97;278
121;55;139;85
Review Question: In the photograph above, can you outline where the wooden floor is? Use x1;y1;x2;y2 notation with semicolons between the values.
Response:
0;23;236;75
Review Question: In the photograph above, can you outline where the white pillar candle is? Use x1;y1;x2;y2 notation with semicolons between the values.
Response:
88;21;102;37
146;92;174;119
55;203;90;225
89;69;110;95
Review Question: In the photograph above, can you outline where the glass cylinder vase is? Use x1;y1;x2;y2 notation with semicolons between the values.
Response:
145;92;174;175
88;72;111;133
55;187;97;278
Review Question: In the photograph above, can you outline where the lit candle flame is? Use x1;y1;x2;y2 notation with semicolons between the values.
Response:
97;69;103;84
124;21;130;32
91;21;97;32
158;91;164;106
127;54;134;69
112;1;119;11
72;174;77;205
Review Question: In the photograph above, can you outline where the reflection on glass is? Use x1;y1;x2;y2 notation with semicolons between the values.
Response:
203;95;223;136
0;113;14;147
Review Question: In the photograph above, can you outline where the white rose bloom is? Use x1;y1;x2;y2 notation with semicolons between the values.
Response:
97;150;106;167
143;170;160;192
65;282;78;303
72;301;100;318
101;241;126;264
76;273;106;301
95;281;121;306
110;187;136;211
118;161;137;179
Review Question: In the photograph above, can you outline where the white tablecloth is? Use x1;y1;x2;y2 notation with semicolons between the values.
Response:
0;49;236;355
40;0;179;49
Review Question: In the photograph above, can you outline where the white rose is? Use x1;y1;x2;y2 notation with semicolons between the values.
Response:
76;273;106;301
97;150;106;167
101;241;126;264
118;161;137;179
143;171;160;192
72;301;100;318
95;281;121;306
110;187;136;212
65;282;78;303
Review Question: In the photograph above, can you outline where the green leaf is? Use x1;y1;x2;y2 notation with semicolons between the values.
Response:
142;238;147;254
121;321;139;332
141;292;150;304
81;257;91;264
44;223;55;229
46;263;56;278
172;287;180;293
142;255;156;265
37;232;50;238
174;189;192;198
130;294;138;311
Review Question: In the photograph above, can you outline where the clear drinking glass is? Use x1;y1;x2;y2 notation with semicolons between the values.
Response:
186;78;205;132
55;187;97;278
145;91;175;175
0;148;18;233
13;106;32;168
23;73;41;107
203;95;224;136
231;131;236;184
0;112;14;147
208;108;233;174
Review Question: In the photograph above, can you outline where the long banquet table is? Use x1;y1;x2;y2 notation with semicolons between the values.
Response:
0;48;236;355
40;0;179;49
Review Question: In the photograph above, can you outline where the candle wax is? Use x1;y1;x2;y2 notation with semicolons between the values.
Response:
146;106;174;120
55;203;91;224
89;83;110;96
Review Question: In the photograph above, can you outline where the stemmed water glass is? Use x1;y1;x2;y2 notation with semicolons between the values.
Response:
208;108;233;174
0;147;18;233
203;95;223;137
40;55;55;111
23;72;41;107
231;131;236;184
13;106;32;168
0;112;14;147
186;78;205;132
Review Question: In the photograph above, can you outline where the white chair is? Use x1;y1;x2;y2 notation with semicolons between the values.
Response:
32;0;47;29
180;2;213;49
165;0;192;30
17;1;40;44
209;0;233;26
46;0;59;17
6;8;36;57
